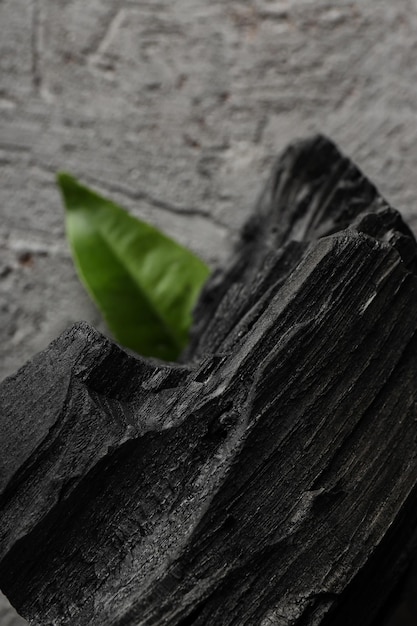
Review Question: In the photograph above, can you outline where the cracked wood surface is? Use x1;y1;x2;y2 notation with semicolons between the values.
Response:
1;137;417;625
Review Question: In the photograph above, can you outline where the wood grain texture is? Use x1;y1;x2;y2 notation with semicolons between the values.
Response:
1;136;417;625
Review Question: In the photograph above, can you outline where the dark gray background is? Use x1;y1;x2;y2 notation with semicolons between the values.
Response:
1;0;417;622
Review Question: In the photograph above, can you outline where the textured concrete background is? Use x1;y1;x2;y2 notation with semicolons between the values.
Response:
1;0;417;623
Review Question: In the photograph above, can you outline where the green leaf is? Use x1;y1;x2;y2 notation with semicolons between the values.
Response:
57;173;210;361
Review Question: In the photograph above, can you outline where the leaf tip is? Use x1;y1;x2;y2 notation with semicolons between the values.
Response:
56;171;76;191
56;172;87;212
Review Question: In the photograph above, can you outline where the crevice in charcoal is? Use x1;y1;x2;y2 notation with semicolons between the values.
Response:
219;515;237;533
176;597;210;626
194;355;227;383
203;411;239;443
77;344;158;399
289;592;340;626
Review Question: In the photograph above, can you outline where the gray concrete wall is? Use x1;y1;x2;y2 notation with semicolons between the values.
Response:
1;0;417;623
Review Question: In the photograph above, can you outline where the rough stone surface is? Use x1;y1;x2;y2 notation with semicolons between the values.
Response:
1;1;417;623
